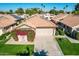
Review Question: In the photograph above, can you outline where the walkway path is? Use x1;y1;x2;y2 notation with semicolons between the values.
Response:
6;37;34;45
34;35;63;56
65;35;79;43
55;35;79;43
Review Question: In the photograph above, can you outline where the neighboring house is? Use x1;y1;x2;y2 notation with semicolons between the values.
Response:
41;13;55;21
10;14;24;24
51;13;69;23
0;16;16;35
58;14;79;37
19;14;30;19
0;14;26;36
12;14;30;19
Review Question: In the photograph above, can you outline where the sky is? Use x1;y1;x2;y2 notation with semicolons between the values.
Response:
0;3;76;12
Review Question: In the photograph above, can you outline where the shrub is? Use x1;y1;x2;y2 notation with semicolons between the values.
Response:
55;31;59;35
56;28;64;35
0;32;10;44
76;32;79;40
16;46;34;56
59;29;64;35
65;31;71;36
11;31;18;41
27;30;35;42
0;32;10;40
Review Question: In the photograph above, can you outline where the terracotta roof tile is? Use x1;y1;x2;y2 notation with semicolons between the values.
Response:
60;14;79;27
0;15;16;28
24;15;56;28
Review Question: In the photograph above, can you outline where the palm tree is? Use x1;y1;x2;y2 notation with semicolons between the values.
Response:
63;5;68;14
65;5;68;13
63;7;66;13
15;8;24;15
75;3;79;11
9;9;13;14
41;4;45;13
53;6;56;10
53;6;56;14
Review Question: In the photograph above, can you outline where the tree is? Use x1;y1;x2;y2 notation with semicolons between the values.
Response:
9;9;13;14
53;6;56;14
49;9;59;15
0;11;5;14
58;10;64;13
38;9;43;14
41;4;45;13
25;9;31;15
75;3;79;11
15;8;24;15
5;11;12;14
63;5;68;13
53;6;56;10
72;3;79;15
16;47;32;56
41;4;45;9
25;8;42;15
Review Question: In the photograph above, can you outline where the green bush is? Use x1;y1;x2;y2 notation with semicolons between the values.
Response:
56;28;64;35
76;32;79;40
0;32;10;44
55;31;59;35
0;32;10;40
59;29;64;35
27;30;35;42
11;31;18;41
65;31;71;36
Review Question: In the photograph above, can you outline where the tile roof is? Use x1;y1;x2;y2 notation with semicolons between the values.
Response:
60;14;79;27
24;15;56;28
0;15;16;28
51;13;68;21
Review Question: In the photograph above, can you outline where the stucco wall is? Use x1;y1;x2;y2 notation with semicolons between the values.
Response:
0;29;3;36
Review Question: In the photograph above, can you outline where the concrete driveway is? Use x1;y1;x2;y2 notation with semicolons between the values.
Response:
34;35;63;56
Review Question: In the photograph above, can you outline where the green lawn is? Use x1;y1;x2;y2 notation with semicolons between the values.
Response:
0;44;34;55
56;38;79;55
0;32;34;56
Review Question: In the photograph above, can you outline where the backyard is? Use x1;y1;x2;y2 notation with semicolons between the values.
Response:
56;38;79;55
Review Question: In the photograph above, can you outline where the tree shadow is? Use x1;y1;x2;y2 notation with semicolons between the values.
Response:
16;46;33;56
34;50;48;56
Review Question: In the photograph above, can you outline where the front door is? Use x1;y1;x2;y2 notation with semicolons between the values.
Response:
18;35;27;42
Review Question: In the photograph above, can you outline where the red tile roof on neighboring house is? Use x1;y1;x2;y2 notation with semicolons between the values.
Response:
51;13;68;22
0;15;16;28
60;14;79;27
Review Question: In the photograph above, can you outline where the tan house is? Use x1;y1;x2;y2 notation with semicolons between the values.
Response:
51;13;69;23
13;14;56;41
23;15;56;36
0;15;16;35
58;14;79;37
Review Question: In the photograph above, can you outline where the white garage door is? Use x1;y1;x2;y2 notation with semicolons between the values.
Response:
36;28;54;36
